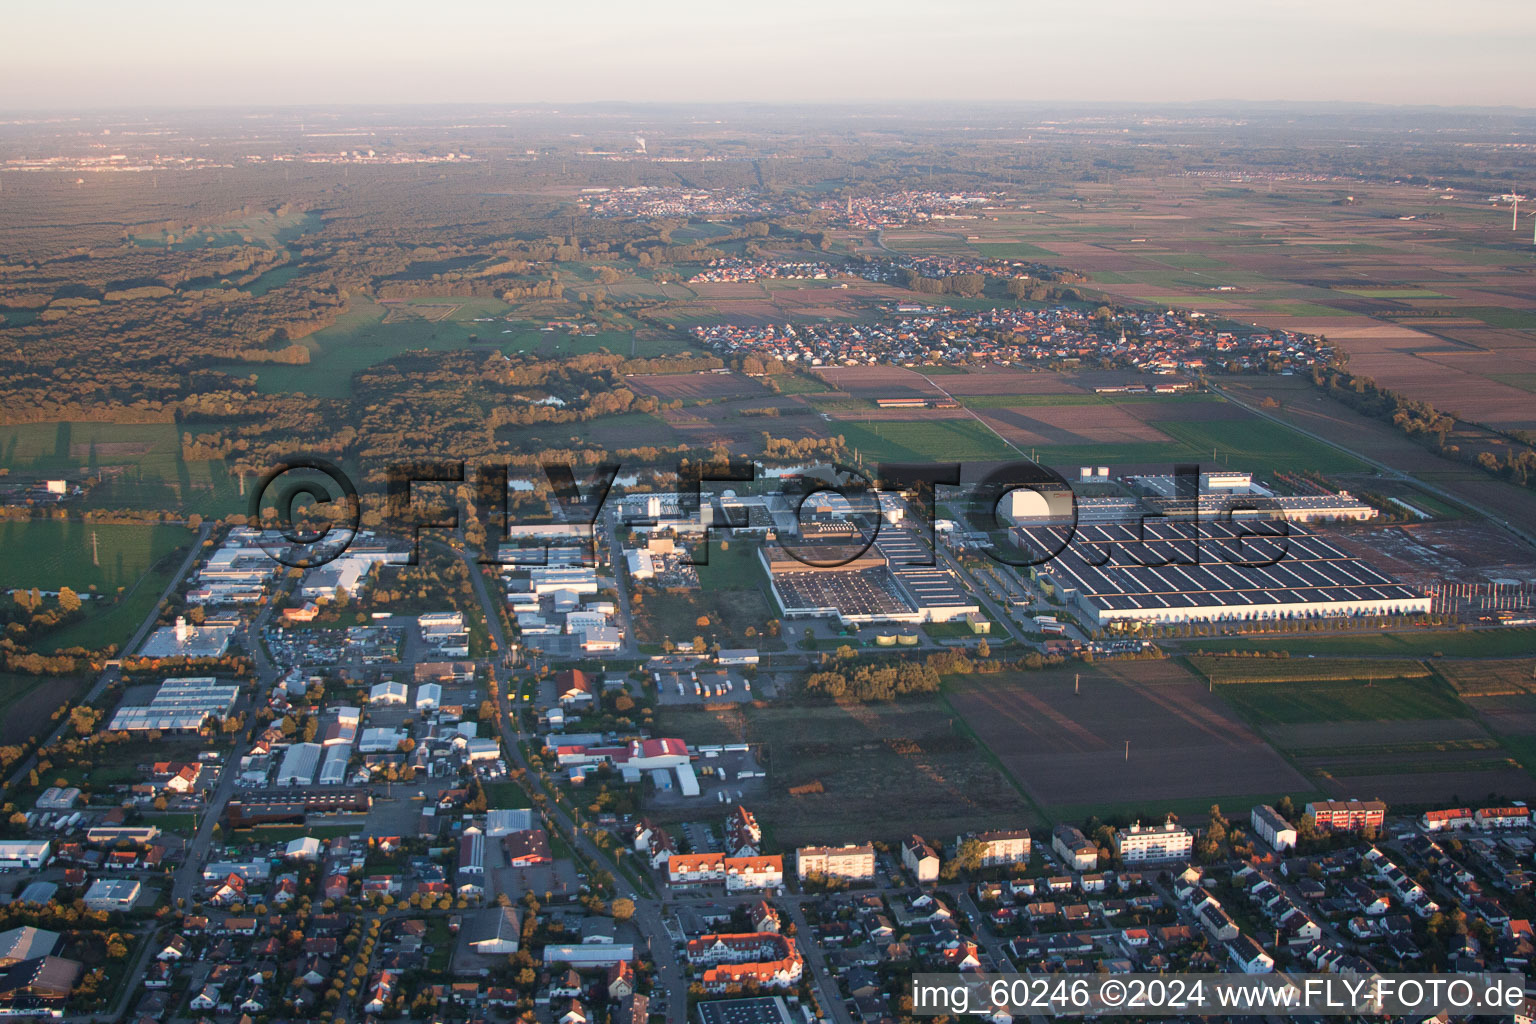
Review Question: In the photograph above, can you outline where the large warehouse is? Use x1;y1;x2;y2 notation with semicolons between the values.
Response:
1022;519;1428;627
108;677;241;733
763;530;977;626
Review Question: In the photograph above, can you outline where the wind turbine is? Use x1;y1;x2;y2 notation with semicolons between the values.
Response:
1500;190;1527;230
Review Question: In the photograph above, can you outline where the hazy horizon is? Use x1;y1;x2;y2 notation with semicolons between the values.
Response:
5;0;1533;111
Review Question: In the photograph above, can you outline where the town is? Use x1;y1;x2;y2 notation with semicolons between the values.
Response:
3;54;1536;1024
2;449;1534;1022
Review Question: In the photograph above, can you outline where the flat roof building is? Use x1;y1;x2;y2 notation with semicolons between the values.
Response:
796;843;875;882
108;677;239;733
1024;520;1427;627
83;879;141;912
695;996;796;1024
1251;805;1298;851
0;842;50;870
138;617;234;658
1307;799;1387;833
1114;820;1193;863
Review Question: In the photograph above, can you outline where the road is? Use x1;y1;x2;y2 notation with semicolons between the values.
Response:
783;900;855;1024
99;570;293;1023
459;545;691;1017
935;545;1032;647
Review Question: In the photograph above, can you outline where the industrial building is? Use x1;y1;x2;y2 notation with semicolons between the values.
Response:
764;531;976;626
82;879;141;912
486;809;535;836
0;842;50;870
0;926;60;965
541;943;634;967
276;743;324;787
695;996;797;1024
319;745;351;785
528;566;598;596
138;616;236;658
1127;471;1377;522
368;680;408;704
360;728;408;752
108;677;240;733
1024;520;1428;627
467;905;521;955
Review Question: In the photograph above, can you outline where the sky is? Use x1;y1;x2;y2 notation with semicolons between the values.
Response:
4;0;1533;110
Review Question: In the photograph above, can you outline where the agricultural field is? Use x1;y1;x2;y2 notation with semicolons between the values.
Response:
625;371;769;403
0;519;190;592
1257;716;1536;805
805;374;1372;476
1213;677;1466;725
1218;376;1536;537
658;397;830;449
1149;418;1369;475
768;373;834;395
1185;655;1431;686
1199;657;1536;803
0;420;239;511
832;417;1019;463
1435;658;1536;696
229;298;666;396
949;176;1536;433
1186;628;1536;659
0;672;90;747
944;661;1310;817
652;699;1034;845
34;541;192;654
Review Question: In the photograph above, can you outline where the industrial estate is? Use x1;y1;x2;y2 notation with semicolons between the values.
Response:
1;75;1536;1024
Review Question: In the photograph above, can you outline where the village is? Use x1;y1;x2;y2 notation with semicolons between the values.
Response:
690;306;1331;376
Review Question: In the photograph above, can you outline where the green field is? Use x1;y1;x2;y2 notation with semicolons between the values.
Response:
1335;288;1448;299
1188;655;1430;685
1151;418;1369;475
695;540;770;593
1490;373;1536;393
954;392;1223;410
1185;629;1536;659
0;672;91;746
241;299;682;396
1217;678;1470;725
35;543;189;654
482;780;533;809
833;417;1018;463
1251;300;1365;317
1456;307;1536;331
769;373;833;395
973;242;1061;260
632;542;776;650
0;421;239;515
0;520;189;592
131;209;321;250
